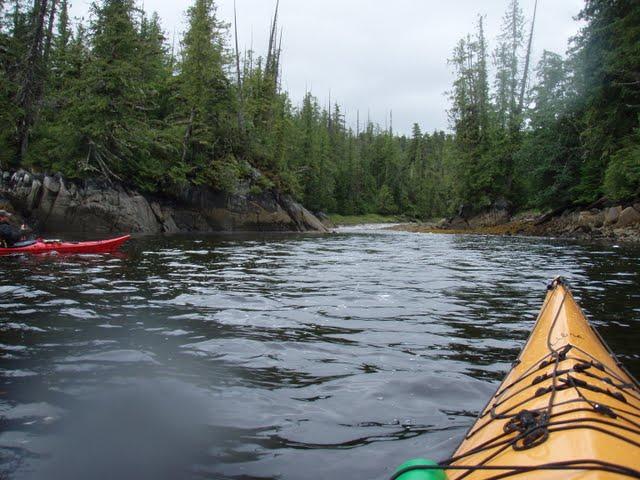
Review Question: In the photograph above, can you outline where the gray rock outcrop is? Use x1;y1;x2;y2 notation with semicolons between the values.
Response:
313;211;335;229
0;169;328;235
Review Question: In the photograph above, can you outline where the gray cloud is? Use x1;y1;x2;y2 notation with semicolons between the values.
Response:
71;0;584;134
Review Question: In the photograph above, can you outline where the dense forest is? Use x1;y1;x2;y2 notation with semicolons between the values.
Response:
0;0;638;218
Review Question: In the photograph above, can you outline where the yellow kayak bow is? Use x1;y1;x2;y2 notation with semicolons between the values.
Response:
393;278;640;480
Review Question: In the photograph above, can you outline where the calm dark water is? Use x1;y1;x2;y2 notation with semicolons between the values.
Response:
1;227;639;479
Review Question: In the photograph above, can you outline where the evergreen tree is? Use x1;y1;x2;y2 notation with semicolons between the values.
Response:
0;1;29;166
493;0;524;133
515;51;581;208
177;0;236;188
49;0;159;188
15;0;49;161
448;16;494;210
492;0;525;198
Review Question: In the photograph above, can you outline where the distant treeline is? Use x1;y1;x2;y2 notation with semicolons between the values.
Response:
0;0;638;218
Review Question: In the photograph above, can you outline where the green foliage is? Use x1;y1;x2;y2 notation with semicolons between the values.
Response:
493;0;524;134
178;0;234;181
205;156;242;193
0;0;467;220
568;0;640;203
511;50;582;209
377;184;397;215
448;0;640;212
447;15;495;211
1;0;638;222
604;130;640;201
0;0;30;167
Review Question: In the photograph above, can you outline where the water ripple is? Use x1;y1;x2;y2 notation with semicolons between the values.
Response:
0;230;639;479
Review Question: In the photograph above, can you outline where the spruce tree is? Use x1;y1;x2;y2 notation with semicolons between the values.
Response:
515;51;580;208
178;0;235;188
72;0;159;188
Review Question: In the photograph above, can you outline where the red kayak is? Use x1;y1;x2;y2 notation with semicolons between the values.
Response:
0;235;130;255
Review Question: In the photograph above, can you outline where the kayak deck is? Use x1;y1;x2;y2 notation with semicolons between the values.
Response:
446;278;640;479
0;235;130;255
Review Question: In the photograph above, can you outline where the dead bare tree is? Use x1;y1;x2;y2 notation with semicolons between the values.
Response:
276;27;283;93
258;0;281;128
265;0;281;96
518;0;538;115
233;0;245;134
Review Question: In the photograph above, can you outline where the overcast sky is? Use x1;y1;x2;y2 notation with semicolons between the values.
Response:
70;0;585;135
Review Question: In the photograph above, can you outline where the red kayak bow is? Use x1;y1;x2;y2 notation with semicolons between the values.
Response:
0;235;130;255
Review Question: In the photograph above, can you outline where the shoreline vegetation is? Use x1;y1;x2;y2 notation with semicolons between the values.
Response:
0;0;637;236
328;214;402;226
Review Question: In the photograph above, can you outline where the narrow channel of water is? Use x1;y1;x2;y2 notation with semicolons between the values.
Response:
1;228;639;479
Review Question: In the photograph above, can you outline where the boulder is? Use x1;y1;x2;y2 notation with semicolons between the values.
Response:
279;195;329;232
577;211;604;229
449;216;469;229
617;206;640;228
603;206;623;226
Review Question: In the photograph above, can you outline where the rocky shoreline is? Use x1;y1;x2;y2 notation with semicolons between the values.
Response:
391;202;640;243
0;170;328;235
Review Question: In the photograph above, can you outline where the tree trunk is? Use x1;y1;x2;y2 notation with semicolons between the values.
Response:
181;107;195;164
17;0;49;161
42;0;57;64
